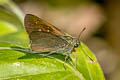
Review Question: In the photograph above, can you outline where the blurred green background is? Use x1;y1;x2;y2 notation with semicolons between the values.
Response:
0;0;120;80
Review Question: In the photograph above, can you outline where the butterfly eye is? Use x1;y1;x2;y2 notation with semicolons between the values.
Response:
74;41;80;48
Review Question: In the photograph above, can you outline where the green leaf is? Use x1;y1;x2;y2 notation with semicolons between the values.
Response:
0;21;17;36
0;7;24;31
0;42;105;80
0;1;105;79
0;32;29;48
71;43;105;80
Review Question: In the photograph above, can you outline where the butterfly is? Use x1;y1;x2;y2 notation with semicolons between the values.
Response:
24;14;85;62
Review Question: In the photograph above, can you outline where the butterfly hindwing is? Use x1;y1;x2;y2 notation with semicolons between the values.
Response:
30;31;68;52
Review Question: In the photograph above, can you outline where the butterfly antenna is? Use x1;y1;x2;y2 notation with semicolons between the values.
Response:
78;27;86;39
78;27;94;61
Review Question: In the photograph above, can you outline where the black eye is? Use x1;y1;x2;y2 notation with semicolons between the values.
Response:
74;42;80;48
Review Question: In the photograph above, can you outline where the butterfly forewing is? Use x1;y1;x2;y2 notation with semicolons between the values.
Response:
24;14;65;36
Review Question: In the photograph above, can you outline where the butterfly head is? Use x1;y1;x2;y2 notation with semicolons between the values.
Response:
74;39;80;48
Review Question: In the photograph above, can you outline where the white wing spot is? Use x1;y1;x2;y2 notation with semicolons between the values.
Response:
47;30;50;32
38;29;42;31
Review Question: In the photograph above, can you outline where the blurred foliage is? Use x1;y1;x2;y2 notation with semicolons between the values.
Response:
39;0;90;8
0;21;17;35
0;7;23;31
0;0;10;5
0;0;105;80
13;0;91;8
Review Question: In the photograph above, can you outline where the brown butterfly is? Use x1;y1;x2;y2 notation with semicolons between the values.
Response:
24;14;85;58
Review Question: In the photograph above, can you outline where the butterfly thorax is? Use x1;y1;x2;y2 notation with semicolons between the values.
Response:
57;35;80;54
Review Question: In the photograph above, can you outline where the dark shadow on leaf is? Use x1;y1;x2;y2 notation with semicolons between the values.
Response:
10;46;71;63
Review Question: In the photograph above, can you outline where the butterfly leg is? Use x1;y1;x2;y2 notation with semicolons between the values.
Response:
40;48;64;57
63;52;76;70
65;52;77;70
70;54;77;70
63;54;69;70
40;51;56;57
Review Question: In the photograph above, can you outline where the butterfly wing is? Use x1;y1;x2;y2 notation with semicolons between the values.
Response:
24;14;68;52
30;31;67;52
24;14;65;36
